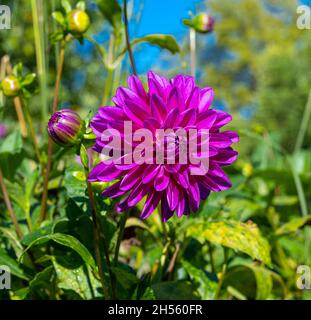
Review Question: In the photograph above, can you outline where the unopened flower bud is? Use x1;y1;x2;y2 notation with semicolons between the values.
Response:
1;75;21;97
67;9;90;35
48;109;84;147
184;13;215;34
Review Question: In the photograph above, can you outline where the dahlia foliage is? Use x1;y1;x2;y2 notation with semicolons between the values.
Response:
89;71;238;221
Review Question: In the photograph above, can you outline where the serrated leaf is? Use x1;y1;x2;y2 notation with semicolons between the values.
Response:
132;34;180;54
181;260;217;300
187;220;271;265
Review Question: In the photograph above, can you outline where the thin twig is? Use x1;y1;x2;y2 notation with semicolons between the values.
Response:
0;169;23;239
123;0;137;75
190;28;196;79
214;248;228;300
166;242;181;275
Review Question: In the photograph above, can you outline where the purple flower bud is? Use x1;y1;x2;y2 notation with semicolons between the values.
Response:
0;124;7;139
197;14;214;33
47;109;84;147
183;13;215;34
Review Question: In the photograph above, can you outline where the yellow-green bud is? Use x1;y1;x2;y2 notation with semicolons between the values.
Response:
1;75;21;97
67;9;90;35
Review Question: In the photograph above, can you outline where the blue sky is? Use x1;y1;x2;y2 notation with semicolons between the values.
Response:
133;0;204;72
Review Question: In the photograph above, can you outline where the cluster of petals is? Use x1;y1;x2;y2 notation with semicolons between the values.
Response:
89;71;238;221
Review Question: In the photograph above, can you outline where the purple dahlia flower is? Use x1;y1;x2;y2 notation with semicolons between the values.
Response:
48;109;84;147
89;71;238;221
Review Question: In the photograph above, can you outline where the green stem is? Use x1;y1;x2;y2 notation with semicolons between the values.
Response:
207;242;215;273
114;210;130;266
31;0;48;125
102;68;114;105
214;248;228;300
294;89;311;153
189;28;196;79
22;98;41;163
123;0;137;75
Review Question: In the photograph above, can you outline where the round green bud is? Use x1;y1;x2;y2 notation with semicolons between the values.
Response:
67;9;90;35
1;75;21;97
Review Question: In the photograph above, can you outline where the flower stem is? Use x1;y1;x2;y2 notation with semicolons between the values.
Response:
114;210;130;266
40;42;65;223
102;67;114;105
294;89;311;153
0;168;23;239
214;248;228;300
84;167;115;300
190;28;196;79
123;0;137;76
22;98;41;163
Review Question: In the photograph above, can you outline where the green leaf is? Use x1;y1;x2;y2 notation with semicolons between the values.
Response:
152;280;200;300
79;144;89;169
187;220;271;265
96;0;122;29
0;248;29;280
52;11;65;26
21;73;36;86
0;130;22;155
76;1;86;11
61;0;72;13
132;34;180;54
27;266;55;299
52;259;99;300
275;216;311;236
181;260;217;300
224;264;273;300
12;63;23;78
21;233;96;270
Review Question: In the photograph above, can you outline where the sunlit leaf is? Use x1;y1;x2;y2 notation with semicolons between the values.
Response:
187;220;271;265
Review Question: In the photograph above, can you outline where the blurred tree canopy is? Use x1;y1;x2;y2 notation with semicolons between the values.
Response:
201;0;311;151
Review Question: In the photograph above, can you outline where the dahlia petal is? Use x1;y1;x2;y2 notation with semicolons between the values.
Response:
163;107;179;129
98;106;125;121
88;163;122;182
154;171;170;191
198;87;214;112
128;75;149;102
168;87;185;112
127;182;150;207
178;108;197;127
196;110;217;129
116;196;130;213
151;94;167;123
120;165;144;191
211;110;232;130
123;98;149;126
186;87;200;109
212;148;238;166
199;183;210;200
102;181;127;198
140;190;162;219
161;196;174;222
167;182;179;211
148;71;171;99
142;165;161;184
144;117;161;133
209;132;234;148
